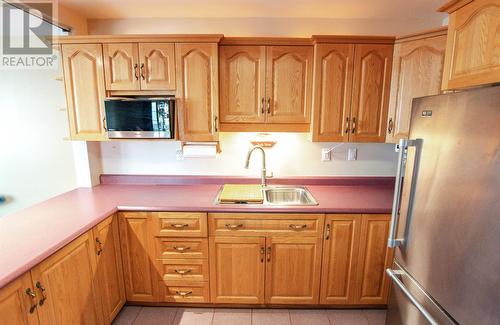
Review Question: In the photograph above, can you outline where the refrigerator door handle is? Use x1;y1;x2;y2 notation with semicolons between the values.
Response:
388;138;419;248
386;268;439;325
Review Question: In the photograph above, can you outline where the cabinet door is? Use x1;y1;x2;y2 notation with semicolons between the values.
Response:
138;43;176;90
0;273;39;325
209;236;265;304
30;231;103;325
119;212;159;302
311;44;354;142
442;0;500;89
266;46;313;124
386;35;446;143
102;43;140;90
93;215;125;324
350;44;393;142
320;215;361;304
219;46;266;123
354;214;394;305
176;43;219;141
265;236;322;304
61;44;106;141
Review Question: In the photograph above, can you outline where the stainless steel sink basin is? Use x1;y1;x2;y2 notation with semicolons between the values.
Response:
215;185;318;206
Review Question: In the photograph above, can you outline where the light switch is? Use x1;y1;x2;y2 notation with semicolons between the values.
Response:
321;148;331;161
347;147;357;161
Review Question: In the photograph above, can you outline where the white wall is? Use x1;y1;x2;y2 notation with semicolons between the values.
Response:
100;133;397;177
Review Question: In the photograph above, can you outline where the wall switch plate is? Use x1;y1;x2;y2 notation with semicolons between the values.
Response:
321;148;331;161
347;147;357;161
175;149;184;161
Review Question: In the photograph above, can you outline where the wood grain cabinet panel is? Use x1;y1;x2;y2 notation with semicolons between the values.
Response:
93;215;125;324
354;214;394;305
440;0;500;89
176;43;219;141
350;44;393;143
152;212;208;238
265;236;322;304
320;215;361;305
311;44;354;142
209;236;266;304
0;273;39;325
103;43;140;90
386;32;447;143
138;43;176;90
219;46;266;123
119;212;159;302
30;231;103;325
266;46;313;124
61;44;106;141
155;238;208;260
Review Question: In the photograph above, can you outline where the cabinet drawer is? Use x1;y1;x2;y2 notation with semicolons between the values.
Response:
209;213;324;237
159;282;210;303
156;238;208;259
153;212;208;237
157;259;209;284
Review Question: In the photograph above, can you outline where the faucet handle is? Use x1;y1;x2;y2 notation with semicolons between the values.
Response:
266;171;274;179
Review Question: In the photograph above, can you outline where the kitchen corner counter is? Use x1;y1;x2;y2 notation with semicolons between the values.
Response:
0;175;394;288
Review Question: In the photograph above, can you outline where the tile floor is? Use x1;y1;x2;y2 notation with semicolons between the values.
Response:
113;306;386;325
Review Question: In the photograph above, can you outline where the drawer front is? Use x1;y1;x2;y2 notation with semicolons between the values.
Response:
209;213;324;237
156;238;208;259
160;282;210;303
153;212;208;237
158;259;209;284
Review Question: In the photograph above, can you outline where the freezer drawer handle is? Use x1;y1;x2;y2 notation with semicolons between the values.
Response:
386;268;439;325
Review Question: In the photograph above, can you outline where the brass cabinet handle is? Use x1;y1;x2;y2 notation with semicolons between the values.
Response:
25;288;37;313
388;118;394;134
351;117;356;134
266;98;271;114
261;97;265;114
345;117;350;134
173;246;191;252
325;223;331;240
214;115;218;132
95;237;103;256
170;223;189;229
140;63;145;80
225;223;243;230
134;63;139;80
266;246;271;262
102;117;107;131
260;246;265;263
35;281;46;306
174;269;192;275
289;224;307;230
175;290;193;297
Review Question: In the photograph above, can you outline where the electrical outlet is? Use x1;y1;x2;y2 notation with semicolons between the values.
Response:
175;149;184;161
321;148;331;161
347;147;357;161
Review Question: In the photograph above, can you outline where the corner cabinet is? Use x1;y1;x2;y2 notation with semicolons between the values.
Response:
439;0;500;90
61;44;107;141
176;43;219;141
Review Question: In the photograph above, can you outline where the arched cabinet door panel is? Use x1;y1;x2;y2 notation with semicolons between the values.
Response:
103;43;140;90
139;43;176;90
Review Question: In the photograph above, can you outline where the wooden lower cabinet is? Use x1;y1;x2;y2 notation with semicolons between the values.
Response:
0;272;39;325
30;231;103;325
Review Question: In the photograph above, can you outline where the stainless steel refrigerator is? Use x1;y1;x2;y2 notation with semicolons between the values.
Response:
385;85;500;325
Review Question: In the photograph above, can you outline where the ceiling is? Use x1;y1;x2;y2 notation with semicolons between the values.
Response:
58;0;447;20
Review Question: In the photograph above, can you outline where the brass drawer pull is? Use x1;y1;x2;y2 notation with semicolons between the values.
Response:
173;246;191;252
175;290;193;297
388;118;394;134
170;223;189;229
345;117;350;134
225;223;243;230
35;281;46;306
289;224;307;230
261;97;265;114
351;117;356;134
25;288;37;313
260;246;265;263
96;237;103;256
134;63;139;80
267;246;271;262
140;63;145;80
174;269;192;275
325;223;331;240
267;98;271;114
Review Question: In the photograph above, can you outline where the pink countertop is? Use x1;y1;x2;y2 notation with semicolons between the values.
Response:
0;176;394;288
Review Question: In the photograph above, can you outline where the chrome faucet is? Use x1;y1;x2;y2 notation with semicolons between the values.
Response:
244;146;269;187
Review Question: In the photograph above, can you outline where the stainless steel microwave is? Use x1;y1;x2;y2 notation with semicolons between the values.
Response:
104;97;175;139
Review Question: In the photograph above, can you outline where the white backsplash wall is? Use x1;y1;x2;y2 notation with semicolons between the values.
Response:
99;133;397;177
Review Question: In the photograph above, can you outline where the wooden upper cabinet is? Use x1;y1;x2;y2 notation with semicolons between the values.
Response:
320;215;361;305
61;44;106;141
219;46;266;123
103;43;140;90
138;43;176;90
30;231;103;325
176;43;219;141
265;236;322;304
266;46;313;124
311;44;354;142
0;273;39;325
386;30;447;143
440;0;500;89
350;44;393;142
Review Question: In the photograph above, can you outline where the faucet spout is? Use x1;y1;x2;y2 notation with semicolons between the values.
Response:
244;146;267;187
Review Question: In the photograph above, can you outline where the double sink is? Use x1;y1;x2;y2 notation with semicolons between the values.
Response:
216;185;318;206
